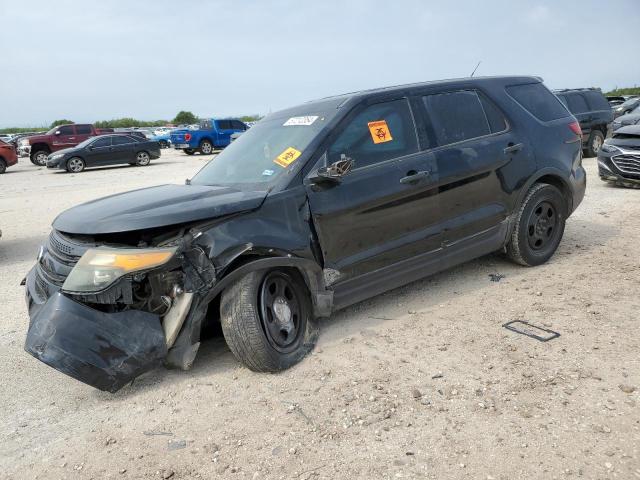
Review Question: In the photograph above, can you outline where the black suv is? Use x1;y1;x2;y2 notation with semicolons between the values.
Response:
554;88;613;157
24;76;586;392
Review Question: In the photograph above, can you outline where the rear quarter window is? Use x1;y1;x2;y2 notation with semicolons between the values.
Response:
506;83;570;122
566;94;589;114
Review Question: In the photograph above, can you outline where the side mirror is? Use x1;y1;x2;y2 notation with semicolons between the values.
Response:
311;154;354;185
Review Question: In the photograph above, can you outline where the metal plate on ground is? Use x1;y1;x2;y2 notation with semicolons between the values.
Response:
502;320;560;342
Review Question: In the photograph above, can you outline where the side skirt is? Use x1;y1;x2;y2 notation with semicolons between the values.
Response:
332;220;510;311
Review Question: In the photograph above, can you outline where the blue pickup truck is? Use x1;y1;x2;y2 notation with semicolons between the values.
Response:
170;119;248;155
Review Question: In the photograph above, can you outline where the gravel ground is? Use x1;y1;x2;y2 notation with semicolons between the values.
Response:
0;152;639;480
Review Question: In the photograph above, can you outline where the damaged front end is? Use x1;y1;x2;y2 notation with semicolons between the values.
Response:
24;228;216;392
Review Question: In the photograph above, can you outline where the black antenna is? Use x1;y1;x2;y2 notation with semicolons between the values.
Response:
470;61;481;77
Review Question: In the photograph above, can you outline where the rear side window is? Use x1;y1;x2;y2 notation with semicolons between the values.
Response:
584;91;611;111
113;135;133;145
421;90;490;147
328;98;418;168
231;120;247;130
217;120;233;130
76;125;92;134
58;125;74;135
565;94;589;114
478;93;508;133
506;83;569;121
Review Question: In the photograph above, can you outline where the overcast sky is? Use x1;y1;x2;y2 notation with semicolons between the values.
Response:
1;0;638;128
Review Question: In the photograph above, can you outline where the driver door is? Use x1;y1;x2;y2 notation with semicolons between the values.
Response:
304;98;440;288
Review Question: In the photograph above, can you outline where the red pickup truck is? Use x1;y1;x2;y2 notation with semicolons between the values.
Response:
25;124;112;165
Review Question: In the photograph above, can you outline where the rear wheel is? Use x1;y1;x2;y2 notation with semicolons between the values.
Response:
135;151;151;166
220;269;318;372
184;149;195;155
66;157;85;173
0;158;6;174
586;130;604;157
199;140;213;155
31;150;49;166
506;183;566;266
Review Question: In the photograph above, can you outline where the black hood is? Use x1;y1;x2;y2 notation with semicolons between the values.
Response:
53;184;267;234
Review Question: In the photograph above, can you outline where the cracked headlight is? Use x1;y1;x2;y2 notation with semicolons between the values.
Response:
62;247;177;293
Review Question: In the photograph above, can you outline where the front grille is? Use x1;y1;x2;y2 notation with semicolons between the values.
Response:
611;154;640;177
34;231;93;301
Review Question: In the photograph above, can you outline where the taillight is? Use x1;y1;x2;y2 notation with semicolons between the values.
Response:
184;133;192;141
568;121;582;136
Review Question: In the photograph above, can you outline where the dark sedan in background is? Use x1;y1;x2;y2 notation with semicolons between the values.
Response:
46;134;161;173
598;125;640;188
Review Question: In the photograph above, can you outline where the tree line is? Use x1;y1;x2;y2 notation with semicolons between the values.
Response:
0;111;263;134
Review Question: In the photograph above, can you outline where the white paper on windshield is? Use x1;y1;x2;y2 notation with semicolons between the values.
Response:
283;116;318;126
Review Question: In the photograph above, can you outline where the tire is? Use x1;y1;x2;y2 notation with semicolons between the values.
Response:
159;140;168;149
506;183;567;267
31;150;49;166
0;158;6;174
220;269;318;372
66;157;85;173
184;149;195;155
199;140;213;155
135;151;151;166
585;130;604;158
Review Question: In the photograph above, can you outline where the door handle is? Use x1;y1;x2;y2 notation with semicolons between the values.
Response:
400;170;430;184
503;143;523;154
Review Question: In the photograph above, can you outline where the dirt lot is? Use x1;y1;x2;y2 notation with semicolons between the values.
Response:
0;151;639;480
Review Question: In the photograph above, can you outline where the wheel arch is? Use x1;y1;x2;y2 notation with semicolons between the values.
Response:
509;169;573;242
30;143;50;154
207;254;332;320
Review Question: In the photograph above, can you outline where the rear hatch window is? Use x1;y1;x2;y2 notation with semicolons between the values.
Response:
507;83;570;122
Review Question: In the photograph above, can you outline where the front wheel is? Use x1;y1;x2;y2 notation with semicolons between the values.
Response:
135;151;151;166
31;150;49;166
66;157;85;173
0;159;6;174
159;140;169;149
506;183;567;266
220;269;318;372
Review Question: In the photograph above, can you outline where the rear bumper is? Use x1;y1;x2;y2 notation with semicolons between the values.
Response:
568;164;587;215
24;268;167;393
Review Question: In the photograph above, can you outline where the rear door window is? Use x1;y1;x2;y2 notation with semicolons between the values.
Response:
565;94;589;114
231;120;247;130
76;125;92;134
113;135;133;145
217;120;233;130
506;83;569;121
421;90;490;147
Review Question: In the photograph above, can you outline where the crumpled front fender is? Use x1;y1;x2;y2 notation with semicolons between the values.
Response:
24;292;167;393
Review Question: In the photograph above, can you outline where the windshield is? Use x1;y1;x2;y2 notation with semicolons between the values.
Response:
191;112;335;189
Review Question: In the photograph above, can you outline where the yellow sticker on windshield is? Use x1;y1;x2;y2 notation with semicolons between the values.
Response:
368;120;393;144
274;147;302;168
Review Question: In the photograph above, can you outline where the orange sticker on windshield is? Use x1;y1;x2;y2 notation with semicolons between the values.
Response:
368;120;393;144
274;147;302;168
